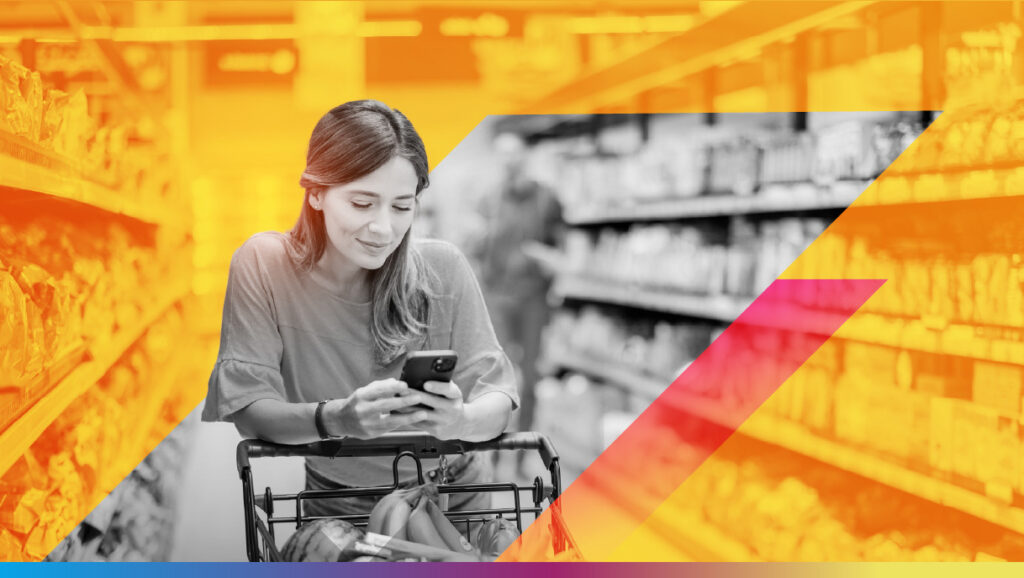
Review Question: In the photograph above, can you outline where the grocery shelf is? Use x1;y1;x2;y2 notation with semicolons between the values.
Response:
590;467;759;561
840;313;1024;365
741;411;1024;538
856;166;1024;206
565;180;868;225
562;166;1024;226
663;387;1024;538
0;130;165;226
0;284;191;480
555;276;1024;363
549;352;1024;536
0;343;87;437
545;350;670;400
553;275;750;322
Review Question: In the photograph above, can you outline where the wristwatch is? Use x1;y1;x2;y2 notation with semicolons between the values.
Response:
315;399;340;440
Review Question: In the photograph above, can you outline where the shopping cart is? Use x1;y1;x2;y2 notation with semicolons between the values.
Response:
236;431;581;561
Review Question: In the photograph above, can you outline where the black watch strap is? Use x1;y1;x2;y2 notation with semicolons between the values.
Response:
315;399;335;440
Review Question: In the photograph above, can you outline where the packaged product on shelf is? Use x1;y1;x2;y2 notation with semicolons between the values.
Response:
562;230;591;276
805;366;835;432
0;488;47;535
870;121;923;175
984;103;1013;165
906;115;945;174
948;400;1018;491
85;126;111;180
926;258;955;323
843;342;899;386
17;303;45;392
908;353;970;398
17;264;64;365
760;132;815;184
621;147;675;200
972;361;1023;416
103;125;129;185
0;528;22;560
0;269;28;388
0;57;32;138
39;88;68;149
22;520;50;560
1005;102;1024;164
926;396;960;473
833;374;875;448
22;70;43;143
53;90;91;160
813;120;875;184
663;137;707;197
874;387;931;464
102;366;137;402
961;111;998;170
707;137;761;196
93;395;128;493
69;407;103;473
724;244;757;297
941;106;993;171
983;106;1015;166
0;55;9;133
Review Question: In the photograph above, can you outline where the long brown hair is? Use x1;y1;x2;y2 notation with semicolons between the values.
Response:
288;100;433;365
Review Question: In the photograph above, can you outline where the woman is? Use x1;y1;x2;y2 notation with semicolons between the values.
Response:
201;100;518;516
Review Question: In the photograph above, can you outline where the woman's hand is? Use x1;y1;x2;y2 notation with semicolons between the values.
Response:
326;378;428;439
409;380;467;440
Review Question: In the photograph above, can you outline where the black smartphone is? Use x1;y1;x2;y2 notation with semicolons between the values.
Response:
399;350;458;410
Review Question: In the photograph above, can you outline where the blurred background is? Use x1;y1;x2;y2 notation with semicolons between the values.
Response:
1;0;1024;563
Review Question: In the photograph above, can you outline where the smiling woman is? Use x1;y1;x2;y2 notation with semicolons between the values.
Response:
308;158;420;305
200;100;518;517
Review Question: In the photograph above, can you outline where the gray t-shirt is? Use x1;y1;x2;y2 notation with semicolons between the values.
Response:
201;232;519;486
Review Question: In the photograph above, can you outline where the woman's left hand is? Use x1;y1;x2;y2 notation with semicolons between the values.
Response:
410;381;466;440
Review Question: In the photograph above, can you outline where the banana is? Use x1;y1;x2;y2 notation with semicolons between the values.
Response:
383;497;412;541
426;499;476;553
367;493;401;534
406;496;451;551
370;486;422;534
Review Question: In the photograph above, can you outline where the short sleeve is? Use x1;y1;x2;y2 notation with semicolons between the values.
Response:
444;245;521;410
201;239;288;423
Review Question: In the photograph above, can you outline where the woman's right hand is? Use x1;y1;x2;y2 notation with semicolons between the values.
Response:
325;378;427;439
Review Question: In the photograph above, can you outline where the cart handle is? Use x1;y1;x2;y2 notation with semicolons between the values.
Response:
236;431;558;477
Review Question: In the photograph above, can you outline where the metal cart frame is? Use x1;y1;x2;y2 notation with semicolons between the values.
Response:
236;431;576;561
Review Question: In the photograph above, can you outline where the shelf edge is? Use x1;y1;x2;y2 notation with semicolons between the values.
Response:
0;285;190;480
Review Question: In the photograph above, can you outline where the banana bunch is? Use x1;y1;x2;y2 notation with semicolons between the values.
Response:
366;484;476;556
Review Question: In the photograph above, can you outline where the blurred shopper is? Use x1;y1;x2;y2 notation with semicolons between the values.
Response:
476;133;564;473
202;100;518;516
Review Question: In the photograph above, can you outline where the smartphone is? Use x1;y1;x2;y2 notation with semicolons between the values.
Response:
400;350;458;410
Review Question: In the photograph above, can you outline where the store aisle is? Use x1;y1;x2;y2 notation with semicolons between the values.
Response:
169;403;305;561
